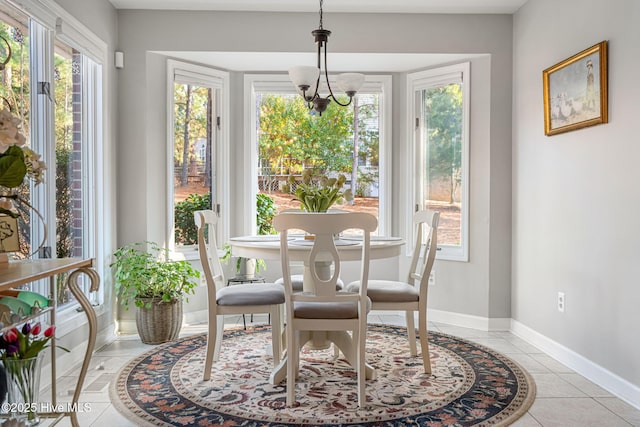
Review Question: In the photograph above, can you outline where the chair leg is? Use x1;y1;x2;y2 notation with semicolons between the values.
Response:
418;307;432;374
270;306;282;366
406;310;418;357
286;329;297;407
355;323;367;407
213;316;224;363
203;311;218;381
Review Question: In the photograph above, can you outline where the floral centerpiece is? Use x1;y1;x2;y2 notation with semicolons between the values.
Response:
0;107;46;218
282;169;353;212
0;322;67;424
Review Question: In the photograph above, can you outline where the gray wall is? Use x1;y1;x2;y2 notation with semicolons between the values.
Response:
513;0;639;389
116;10;514;324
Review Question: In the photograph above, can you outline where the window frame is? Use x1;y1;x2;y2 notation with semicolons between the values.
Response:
166;59;230;252
2;0;109;321
407;62;470;262
243;73;392;236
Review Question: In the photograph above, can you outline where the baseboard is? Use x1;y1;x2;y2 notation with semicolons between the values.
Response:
511;320;640;410
427;308;511;331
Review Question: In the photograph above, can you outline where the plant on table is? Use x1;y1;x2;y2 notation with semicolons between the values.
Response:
282;169;353;212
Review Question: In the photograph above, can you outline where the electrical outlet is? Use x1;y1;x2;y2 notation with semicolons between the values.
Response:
428;270;436;286
557;292;565;313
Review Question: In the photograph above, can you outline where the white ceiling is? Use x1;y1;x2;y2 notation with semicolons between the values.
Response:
109;0;528;14
121;0;522;73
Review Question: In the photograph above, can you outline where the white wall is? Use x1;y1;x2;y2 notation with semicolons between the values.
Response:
116;10;514;326
512;0;639;403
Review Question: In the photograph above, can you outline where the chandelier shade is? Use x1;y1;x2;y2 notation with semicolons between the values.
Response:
289;0;365;115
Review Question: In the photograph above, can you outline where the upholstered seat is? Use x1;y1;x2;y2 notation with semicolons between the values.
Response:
217;283;284;306
274;211;377;407
346;210;439;374
194;210;284;381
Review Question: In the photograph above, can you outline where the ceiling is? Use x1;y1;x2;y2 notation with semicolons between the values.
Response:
118;0;524;73
109;0;528;14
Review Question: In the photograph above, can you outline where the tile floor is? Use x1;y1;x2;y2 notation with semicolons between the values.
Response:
37;314;640;426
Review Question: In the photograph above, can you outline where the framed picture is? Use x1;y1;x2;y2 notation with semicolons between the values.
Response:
0;214;20;253
543;41;608;136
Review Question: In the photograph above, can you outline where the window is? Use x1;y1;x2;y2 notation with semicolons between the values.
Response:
168;60;229;249
244;74;392;235
0;1;106;309
408;63;470;261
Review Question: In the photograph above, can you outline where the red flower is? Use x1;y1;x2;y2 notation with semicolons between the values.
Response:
44;325;55;338
4;329;18;343
31;322;41;336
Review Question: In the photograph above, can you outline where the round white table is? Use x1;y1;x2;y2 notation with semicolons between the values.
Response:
229;234;405;385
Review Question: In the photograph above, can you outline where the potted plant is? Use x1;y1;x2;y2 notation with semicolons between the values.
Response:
281;169;353;212
111;241;200;344
221;243;266;279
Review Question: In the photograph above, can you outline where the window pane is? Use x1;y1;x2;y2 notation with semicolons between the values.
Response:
256;93;380;233
0;7;32;255
173;83;213;245
422;83;463;247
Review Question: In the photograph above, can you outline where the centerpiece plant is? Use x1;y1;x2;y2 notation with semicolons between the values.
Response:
282;169;353;212
111;241;200;344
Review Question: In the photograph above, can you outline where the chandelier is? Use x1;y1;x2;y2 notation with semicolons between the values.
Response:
288;0;365;115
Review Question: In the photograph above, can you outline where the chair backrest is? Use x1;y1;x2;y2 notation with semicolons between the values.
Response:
194;210;226;293
273;212;377;302
407;210;439;295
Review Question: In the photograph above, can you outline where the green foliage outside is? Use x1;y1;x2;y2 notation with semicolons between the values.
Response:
174;193;211;245
256;193;276;235
424;84;463;202
258;94;354;175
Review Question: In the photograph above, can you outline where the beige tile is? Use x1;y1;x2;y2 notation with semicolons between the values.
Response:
559;373;614;398
464;337;524;354
531;373;588;398
596;397;640;425
528;397;632;426
510;412;544;426
507;353;552;374
529;353;573;373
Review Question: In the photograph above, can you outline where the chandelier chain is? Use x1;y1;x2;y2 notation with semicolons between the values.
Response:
319;0;324;29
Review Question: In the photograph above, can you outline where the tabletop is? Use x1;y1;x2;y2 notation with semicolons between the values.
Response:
229;234;405;262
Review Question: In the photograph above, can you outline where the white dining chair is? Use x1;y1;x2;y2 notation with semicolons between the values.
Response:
194;210;285;381
273;211;377;407
347;209;439;374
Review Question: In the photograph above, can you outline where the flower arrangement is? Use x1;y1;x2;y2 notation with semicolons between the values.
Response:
0;322;67;424
0;107;46;218
0;322;64;361
282;169;353;212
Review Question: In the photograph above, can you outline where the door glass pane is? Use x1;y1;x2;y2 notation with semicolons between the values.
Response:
256;93;380;234
173;83;214;245
421;83;463;247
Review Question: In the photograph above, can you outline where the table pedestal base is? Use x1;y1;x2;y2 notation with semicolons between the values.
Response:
269;330;375;385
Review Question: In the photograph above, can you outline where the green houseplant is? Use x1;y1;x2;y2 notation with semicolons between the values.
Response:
282;169;353;212
111;241;200;344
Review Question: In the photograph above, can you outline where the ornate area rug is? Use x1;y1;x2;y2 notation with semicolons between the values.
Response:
111;324;535;426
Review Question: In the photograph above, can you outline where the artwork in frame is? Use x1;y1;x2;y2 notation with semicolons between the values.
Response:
543;41;608;136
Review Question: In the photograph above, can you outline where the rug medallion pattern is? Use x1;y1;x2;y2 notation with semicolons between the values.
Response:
112;324;535;426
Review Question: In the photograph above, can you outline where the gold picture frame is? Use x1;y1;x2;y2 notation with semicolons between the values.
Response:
543;41;608;136
0;214;19;253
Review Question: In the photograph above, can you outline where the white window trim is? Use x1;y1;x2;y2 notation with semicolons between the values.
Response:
11;0;110;318
167;59;230;250
243;73;392;235
406;62;470;262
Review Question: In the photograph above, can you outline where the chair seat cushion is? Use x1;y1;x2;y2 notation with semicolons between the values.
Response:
346;280;419;303
217;282;285;306
276;274;344;291
294;292;371;319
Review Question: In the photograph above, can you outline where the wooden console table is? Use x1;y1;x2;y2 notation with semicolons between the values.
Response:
0;258;100;427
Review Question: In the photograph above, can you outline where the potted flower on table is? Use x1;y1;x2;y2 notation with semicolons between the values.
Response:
282;169;353;213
